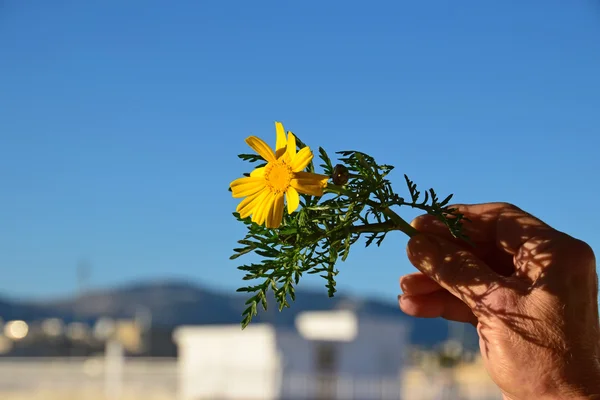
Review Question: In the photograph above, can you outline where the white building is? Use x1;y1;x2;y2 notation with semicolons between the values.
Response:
173;309;411;400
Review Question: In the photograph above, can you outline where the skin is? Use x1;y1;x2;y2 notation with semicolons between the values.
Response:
399;203;600;400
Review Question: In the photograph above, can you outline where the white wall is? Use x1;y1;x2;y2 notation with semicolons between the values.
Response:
338;317;410;378
173;312;412;400
335;317;409;399
174;324;281;400
278;312;410;400
274;328;314;398
0;357;178;400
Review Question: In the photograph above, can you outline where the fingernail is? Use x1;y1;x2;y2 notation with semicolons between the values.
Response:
400;280;408;292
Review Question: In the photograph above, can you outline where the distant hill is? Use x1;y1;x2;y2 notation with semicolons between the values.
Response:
0;296;57;322
1;279;479;350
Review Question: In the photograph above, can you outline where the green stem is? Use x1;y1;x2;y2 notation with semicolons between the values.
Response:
381;207;418;237
283;221;398;246
323;183;353;197
349;220;396;234
324;184;419;237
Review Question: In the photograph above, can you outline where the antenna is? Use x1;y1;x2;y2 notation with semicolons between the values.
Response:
77;259;92;295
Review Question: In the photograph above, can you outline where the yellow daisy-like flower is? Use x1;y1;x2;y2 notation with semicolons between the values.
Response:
230;122;330;229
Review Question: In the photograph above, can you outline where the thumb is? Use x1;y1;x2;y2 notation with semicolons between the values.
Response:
407;233;508;312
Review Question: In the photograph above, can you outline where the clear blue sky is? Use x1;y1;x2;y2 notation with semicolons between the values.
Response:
1;1;599;303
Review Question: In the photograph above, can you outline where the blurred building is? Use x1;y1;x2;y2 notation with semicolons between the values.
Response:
174;309;410;400
0;316;173;358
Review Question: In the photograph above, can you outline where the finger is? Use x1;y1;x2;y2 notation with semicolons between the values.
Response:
411;203;526;237
400;272;443;295
411;209;514;276
409;204;512;271
411;202;556;257
407;233;513;315
439;204;594;282
399;292;477;325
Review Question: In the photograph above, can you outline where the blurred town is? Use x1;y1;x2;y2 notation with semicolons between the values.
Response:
0;279;502;400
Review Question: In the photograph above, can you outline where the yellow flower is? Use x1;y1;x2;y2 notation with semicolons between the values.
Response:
230;122;330;229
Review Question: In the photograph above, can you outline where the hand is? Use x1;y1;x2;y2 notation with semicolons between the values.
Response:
399;203;600;400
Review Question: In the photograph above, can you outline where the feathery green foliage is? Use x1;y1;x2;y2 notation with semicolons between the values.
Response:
231;137;468;329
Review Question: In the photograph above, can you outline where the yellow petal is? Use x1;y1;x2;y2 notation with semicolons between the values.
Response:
250;167;265;178
290;147;313;172
230;177;265;198
286;132;297;158
266;193;284;229
286;186;300;214
237;188;268;218
252;192;276;226
275;122;287;159
246;136;276;163
291;172;329;197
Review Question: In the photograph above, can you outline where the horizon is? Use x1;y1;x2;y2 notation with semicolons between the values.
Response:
5;271;600;310
1;275;402;307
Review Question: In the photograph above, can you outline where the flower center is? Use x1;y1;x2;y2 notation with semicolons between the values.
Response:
264;161;293;194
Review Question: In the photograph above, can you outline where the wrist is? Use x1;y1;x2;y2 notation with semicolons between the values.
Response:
503;361;600;400
546;362;600;400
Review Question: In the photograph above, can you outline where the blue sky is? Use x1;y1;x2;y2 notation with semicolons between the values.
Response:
1;0;599;303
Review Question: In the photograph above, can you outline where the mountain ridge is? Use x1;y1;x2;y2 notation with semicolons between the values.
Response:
0;278;479;349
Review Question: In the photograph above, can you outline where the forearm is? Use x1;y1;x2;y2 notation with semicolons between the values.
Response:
501;375;600;400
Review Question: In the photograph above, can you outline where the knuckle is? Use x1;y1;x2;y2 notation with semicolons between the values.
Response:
554;232;595;262
496;201;519;210
570;237;596;264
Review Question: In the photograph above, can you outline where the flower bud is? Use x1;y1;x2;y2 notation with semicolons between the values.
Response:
332;164;350;185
